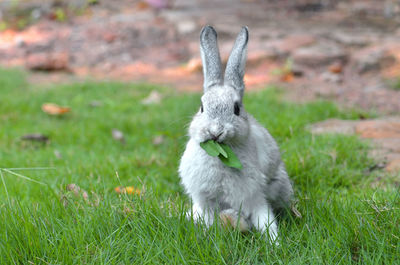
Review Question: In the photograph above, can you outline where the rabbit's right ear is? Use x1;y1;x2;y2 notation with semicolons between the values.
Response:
200;26;223;92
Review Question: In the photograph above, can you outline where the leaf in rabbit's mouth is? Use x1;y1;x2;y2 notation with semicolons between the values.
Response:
200;140;243;169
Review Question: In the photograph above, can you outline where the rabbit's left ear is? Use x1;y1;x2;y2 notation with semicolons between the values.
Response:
224;27;248;99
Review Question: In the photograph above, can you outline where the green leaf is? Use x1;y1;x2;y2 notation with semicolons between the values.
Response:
200;141;243;169
200;140;220;157
215;142;228;158
218;143;243;169
218;153;243;169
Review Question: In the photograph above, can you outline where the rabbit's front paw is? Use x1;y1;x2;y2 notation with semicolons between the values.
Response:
251;205;279;243
187;203;214;227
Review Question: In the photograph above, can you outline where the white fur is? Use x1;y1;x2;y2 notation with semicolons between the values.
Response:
178;26;293;242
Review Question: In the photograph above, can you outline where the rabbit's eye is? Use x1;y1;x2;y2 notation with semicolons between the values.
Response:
200;102;204;113
234;102;240;116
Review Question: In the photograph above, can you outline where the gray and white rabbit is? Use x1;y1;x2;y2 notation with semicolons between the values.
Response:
179;26;293;241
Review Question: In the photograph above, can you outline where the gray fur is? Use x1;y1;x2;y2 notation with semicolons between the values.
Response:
200;26;223;92
224;26;248;99
179;26;294;242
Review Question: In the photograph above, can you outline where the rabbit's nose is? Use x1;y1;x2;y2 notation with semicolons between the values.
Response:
210;132;223;141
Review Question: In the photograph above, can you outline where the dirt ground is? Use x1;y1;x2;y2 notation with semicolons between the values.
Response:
1;0;400;173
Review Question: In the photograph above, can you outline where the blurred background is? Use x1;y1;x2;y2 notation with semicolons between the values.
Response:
1;0;400;113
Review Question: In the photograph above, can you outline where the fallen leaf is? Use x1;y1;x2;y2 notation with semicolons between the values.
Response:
21;133;49;142
42;103;70;115
141;91;162;105
291;204;302;219
66;183;81;196
328;62;343;74
136;1;150;10
186;57;202;73
112;129;125;144
89;100;103;107
280;72;294;82
64;183;99;207
152;135;165;146
54;150;62;159
115;186;141;195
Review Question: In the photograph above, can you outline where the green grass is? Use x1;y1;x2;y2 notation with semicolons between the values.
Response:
389;77;400;91
0;68;399;264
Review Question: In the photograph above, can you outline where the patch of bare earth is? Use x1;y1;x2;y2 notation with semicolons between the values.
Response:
309;117;400;174
1;0;400;175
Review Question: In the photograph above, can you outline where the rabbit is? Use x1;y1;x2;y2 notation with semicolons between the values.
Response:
178;25;293;241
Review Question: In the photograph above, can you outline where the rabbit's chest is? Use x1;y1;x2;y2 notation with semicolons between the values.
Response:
194;158;262;207
179;140;265;204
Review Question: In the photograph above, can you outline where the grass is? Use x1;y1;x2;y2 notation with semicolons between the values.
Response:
0;68;399;264
389;77;400;91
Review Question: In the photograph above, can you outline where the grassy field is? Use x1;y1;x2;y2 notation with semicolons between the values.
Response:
0;68;399;264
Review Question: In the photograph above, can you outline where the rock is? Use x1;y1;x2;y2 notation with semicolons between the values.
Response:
247;50;278;67
308;119;357;135
265;34;316;57
15;36;25;47
293;43;347;67
321;71;342;83
355;118;400;139
103;32;117;43
310;117;400;139
291;64;305;77
386;159;400;172
145;0;172;9
176;20;197;35
25;52;70;71
309;117;400;172
372;138;400;153
353;46;396;74
330;32;372;47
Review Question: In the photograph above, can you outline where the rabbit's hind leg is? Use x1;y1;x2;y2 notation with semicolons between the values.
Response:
219;209;250;232
266;163;294;212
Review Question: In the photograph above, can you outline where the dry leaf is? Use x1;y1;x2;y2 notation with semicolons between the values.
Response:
291;204;303;219
54;150;62;159
64;183;98;207
280;72;294;82
136;1;150;10
186;57;202;73
66;183;81;196
21;133;49;142
89;100;103;107
141;91;162;105
112;129;125;144
115;186;141;195
42;103;70;115
328;62;343;74
152;135;164;146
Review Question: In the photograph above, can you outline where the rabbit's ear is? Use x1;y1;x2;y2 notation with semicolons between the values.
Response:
224;27;248;98
200;26;223;92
